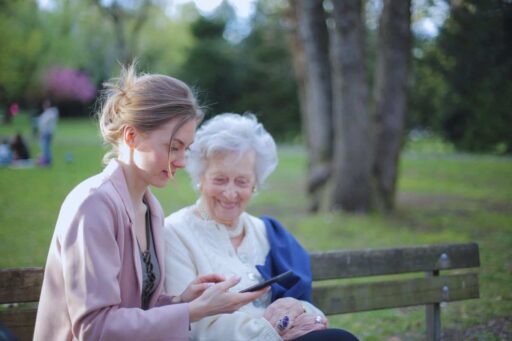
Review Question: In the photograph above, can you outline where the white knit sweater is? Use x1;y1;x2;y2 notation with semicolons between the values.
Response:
164;205;323;341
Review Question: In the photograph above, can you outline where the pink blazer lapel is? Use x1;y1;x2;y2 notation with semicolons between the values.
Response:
103;160;143;295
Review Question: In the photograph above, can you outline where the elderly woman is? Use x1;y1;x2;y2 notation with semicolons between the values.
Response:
164;114;357;341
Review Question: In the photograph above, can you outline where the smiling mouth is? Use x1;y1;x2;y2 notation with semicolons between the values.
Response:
219;201;237;209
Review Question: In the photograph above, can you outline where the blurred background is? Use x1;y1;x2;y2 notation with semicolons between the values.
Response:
0;0;511;339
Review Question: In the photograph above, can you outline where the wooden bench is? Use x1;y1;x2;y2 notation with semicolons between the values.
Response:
310;242;480;340
0;242;479;341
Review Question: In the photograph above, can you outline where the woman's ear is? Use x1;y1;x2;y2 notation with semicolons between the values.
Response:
122;125;137;149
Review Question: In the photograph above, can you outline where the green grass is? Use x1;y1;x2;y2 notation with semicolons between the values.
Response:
1;113;511;339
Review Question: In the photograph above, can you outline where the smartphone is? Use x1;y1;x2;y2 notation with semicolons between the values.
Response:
239;270;293;293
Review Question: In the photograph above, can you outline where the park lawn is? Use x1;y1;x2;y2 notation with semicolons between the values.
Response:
1;114;511;340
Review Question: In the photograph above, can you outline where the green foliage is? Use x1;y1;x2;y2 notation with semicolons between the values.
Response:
411;0;512;153
177;12;242;118
409;40;450;131
1;117;511;339
0;0;45;102
0;1;195;110
233;2;301;139
177;1;300;140
0;0;112;105
131;6;196;77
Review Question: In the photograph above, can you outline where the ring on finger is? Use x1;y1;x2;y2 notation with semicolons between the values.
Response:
277;315;290;331
315;315;323;324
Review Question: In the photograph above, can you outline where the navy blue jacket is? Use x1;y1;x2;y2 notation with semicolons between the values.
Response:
256;216;312;302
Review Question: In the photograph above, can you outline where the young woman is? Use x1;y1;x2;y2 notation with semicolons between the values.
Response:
34;66;266;340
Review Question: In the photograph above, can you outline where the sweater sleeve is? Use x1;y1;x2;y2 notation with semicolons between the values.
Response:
190;311;281;341
164;218;282;341
59;192;189;341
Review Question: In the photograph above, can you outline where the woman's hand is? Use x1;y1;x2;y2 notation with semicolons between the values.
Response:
188;276;269;322
175;274;226;303
262;297;308;336
263;298;328;338
281;313;328;340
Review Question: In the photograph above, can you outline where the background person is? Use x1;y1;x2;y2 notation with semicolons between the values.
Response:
164;113;358;340
37;99;59;166
10;132;30;161
34;66;267;340
0;137;12;166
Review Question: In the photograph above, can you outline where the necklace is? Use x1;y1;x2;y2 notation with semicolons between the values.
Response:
197;200;245;238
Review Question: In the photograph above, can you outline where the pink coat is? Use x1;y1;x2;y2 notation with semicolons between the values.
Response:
34;160;189;340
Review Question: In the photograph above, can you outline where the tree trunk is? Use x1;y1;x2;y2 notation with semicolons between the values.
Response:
330;0;373;212
373;0;411;211
292;0;333;212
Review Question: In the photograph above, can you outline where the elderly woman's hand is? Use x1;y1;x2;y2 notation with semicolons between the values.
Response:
281;313;328;340
263;297;308;336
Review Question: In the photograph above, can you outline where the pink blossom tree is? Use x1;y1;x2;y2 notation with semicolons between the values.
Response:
43;67;97;103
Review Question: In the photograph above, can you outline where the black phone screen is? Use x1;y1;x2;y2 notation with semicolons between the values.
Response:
239;270;293;293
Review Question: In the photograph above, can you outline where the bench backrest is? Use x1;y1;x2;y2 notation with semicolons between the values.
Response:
0;268;41;341
0;242;480;340
310;242;480;314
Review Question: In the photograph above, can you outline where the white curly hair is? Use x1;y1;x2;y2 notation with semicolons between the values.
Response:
186;113;278;190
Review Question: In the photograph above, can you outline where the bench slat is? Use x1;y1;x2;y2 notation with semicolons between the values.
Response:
0;268;44;303
312;273;479;315
311;242;479;280
0;309;37;341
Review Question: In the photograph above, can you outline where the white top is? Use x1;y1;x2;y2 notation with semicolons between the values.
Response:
164;206;323;341
38;107;59;135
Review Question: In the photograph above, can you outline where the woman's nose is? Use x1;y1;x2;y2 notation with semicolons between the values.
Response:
222;184;238;199
171;154;186;169
173;161;185;169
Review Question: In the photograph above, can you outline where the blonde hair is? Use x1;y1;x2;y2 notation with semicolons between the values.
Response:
97;63;204;164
